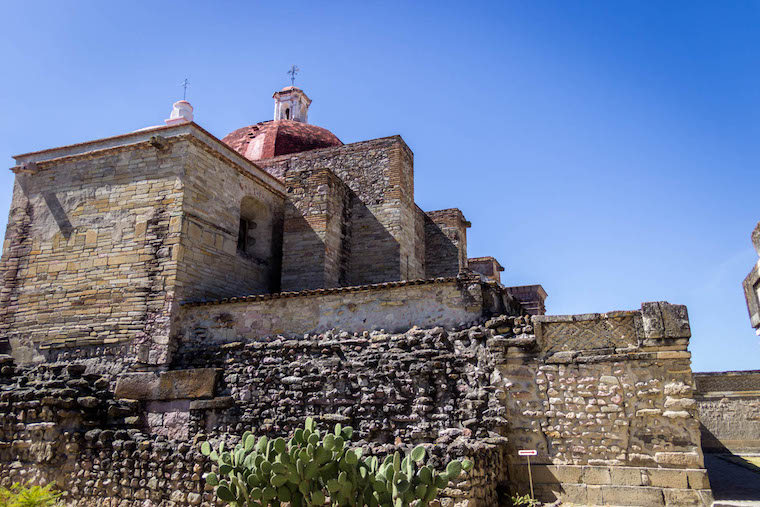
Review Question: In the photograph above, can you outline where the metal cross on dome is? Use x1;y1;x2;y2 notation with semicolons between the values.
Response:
180;78;189;100
287;65;300;86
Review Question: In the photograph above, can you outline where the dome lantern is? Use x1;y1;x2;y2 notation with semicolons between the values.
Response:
273;86;311;123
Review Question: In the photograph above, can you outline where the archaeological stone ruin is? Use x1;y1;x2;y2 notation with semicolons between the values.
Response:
0;87;717;505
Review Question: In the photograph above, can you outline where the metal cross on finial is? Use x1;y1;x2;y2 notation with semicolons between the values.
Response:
287;65;300;86
180;78;189;100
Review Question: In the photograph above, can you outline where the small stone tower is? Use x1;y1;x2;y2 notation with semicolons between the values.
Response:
273;86;311;122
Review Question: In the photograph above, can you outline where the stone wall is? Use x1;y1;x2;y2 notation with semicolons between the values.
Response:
695;370;760;453
505;285;548;316
175;140;285;301
0;124;287;367
260;137;427;286
424;209;470;278
497;302;712;506
0;316;517;506
468;257;504;284
0;138;185;364
177;276;510;347
280;167;350;291
742;221;760;334
0;297;712;506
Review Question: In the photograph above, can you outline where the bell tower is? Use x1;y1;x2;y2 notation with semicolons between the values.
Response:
273;87;311;123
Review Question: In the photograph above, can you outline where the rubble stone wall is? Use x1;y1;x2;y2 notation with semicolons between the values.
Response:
695;370;760;453
0;318;513;506
495;302;712;506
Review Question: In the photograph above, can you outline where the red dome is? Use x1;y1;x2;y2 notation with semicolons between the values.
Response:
222;120;342;161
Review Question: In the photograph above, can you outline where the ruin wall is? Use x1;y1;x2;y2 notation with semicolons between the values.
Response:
497;302;712;506
695;370;760;453
0;295;712;507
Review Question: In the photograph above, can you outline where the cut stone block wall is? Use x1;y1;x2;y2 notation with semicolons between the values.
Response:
175;140;285;301
0;125;287;366
260;137;426;286
505;284;548;316
0;139;185;364
468;256;504;284
280;167;350;291
424;209;470;278
695;370;760;453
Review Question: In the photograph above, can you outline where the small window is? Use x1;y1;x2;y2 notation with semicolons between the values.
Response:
237;218;249;253
284;107;290;120
237;217;258;255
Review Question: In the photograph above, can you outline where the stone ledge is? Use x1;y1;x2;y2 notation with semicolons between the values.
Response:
115;368;218;401
531;482;712;506
182;276;462;307
510;464;709;489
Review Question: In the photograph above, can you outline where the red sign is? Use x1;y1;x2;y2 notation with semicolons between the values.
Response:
518;450;537;456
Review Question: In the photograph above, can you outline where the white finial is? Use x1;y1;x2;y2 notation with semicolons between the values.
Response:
165;100;193;126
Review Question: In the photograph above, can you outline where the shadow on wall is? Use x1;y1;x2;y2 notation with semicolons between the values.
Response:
281;195;402;291
699;422;731;455
703;453;760;503
700;422;760;502
423;214;460;278
347;198;401;286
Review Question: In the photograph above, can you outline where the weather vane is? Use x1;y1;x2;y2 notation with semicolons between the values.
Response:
287;65;300;86
180;78;189;100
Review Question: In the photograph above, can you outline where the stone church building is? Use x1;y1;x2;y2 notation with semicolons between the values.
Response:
0;88;715;506
1;86;540;366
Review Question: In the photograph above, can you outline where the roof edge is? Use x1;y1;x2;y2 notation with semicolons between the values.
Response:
182;276;462;307
12;122;285;194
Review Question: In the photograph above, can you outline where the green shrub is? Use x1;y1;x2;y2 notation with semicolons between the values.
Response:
0;482;61;507
509;493;539;507
199;417;473;506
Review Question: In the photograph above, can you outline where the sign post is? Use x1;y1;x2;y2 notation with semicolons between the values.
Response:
518;450;537;499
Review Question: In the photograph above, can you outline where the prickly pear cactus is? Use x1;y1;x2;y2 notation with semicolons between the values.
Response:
199;417;473;506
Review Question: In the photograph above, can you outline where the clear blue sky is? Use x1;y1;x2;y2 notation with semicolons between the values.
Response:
0;1;757;372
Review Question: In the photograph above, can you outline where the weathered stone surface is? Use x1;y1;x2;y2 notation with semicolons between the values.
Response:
179;277;492;344
695;370;760;453
188;396;234;410
642;301;690;340
600;485;666;506
655;451;702;468
114;369;217;400
0;304;709;507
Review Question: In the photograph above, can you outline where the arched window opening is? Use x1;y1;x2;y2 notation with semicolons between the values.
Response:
284;107;290;120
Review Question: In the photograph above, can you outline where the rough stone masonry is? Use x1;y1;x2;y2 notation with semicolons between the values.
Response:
0;88;714;506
